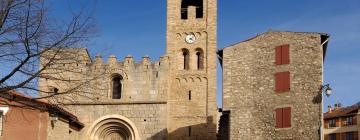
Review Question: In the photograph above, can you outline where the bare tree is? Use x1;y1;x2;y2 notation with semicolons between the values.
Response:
0;0;98;100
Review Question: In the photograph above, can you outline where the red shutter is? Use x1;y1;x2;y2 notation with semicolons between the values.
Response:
275;72;290;92
275;73;281;92
283;107;291;128
275;108;283;128
275;46;282;65
282;45;290;64
283;72;290;92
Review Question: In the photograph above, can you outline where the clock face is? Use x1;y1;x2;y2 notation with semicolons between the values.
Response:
185;34;196;44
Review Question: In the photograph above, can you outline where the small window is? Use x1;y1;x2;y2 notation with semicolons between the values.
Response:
112;75;123;99
345;117;353;125
182;49;190;70
188;126;191;137
188;90;191;100
195;48;204;70
275;71;290;92
329;118;336;127
181;0;203;19
275;107;291;128
275;44;290;65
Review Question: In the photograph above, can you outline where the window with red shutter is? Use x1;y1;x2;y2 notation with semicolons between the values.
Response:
282;107;291;128
275;44;290;65
275;108;283;128
275;72;290;92
275;46;282;65
282;45;290;64
275;107;292;128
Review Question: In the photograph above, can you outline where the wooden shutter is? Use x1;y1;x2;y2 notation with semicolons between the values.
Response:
283;72;290;91
275;72;290;92
282;107;291;128
275;46;282;65
275;73;282;92
282;45;290;64
275;108;283;128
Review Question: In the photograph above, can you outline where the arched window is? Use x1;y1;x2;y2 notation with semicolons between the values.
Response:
181;0;203;19
112;75;123;99
182;48;190;70
195;48;204;70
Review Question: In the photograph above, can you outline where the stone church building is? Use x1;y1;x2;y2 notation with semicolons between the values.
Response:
38;0;329;140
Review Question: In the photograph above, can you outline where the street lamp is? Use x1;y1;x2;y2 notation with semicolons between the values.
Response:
322;84;332;97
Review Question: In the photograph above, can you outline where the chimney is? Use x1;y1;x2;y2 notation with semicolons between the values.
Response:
334;103;341;110
328;105;332;113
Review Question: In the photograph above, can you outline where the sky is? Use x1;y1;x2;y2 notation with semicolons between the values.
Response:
49;0;360;111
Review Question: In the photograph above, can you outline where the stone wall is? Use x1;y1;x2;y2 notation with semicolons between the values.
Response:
39;49;170;104
166;0;218;139
221;31;327;139
47;118;71;140
39;49;171;139
38;0;220;139
65;103;167;140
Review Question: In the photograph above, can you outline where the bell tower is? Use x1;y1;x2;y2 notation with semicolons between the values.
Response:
166;0;217;139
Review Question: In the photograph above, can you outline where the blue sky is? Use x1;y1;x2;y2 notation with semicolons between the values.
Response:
49;0;360;111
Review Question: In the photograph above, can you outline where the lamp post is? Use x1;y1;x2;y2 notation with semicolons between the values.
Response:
320;84;333;140
322;84;332;97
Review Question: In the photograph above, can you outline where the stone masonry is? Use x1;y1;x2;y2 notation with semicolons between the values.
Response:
219;31;329;140
38;0;218;139
37;0;330;139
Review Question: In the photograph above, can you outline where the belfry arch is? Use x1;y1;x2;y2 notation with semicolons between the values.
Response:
88;115;140;140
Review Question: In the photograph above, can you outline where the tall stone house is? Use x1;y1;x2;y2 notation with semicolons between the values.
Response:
218;31;330;140
37;0;331;140
324;103;360;140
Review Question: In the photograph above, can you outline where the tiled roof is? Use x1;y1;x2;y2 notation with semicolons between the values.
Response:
0;91;84;129
324;103;360;119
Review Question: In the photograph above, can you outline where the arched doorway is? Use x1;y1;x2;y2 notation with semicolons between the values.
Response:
88;115;140;140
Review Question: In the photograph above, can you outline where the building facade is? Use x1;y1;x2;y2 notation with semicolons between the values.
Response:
324;103;360;140
37;0;331;140
0;91;83;140
39;0;218;140
218;31;329;140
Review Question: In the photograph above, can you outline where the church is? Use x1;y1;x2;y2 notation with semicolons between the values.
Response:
38;0;329;140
